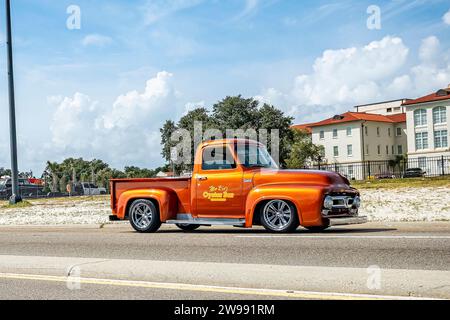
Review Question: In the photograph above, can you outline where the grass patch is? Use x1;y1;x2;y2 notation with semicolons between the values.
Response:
352;176;450;190
1;200;33;209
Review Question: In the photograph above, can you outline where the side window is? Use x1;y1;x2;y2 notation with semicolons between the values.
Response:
202;145;236;171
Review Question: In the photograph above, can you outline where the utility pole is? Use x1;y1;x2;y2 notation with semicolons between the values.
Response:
5;0;21;204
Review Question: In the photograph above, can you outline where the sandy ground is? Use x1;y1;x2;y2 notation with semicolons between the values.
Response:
360;187;450;222
0;187;449;225
0;197;111;225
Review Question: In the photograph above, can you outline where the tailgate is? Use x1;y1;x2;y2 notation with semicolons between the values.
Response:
110;180;118;213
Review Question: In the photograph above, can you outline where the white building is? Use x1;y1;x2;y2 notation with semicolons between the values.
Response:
294;112;407;180
354;99;410;116
403;86;450;171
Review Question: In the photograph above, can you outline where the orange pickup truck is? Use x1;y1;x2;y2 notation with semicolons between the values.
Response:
109;139;366;233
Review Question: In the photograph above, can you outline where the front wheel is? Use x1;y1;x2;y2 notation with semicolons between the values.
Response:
261;200;299;233
129;199;161;233
176;224;201;232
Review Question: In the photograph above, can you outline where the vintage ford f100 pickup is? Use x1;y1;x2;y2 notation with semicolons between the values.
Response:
110;139;366;233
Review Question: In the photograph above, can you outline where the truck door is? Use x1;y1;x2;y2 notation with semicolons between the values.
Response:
195;144;244;218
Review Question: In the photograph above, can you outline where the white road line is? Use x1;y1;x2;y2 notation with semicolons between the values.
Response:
235;235;450;239
0;273;440;300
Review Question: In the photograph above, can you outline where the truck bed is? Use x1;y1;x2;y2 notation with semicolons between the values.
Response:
110;177;192;216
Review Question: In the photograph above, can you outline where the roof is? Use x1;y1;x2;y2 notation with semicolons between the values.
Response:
292;124;313;134
296;112;406;129
403;87;450;106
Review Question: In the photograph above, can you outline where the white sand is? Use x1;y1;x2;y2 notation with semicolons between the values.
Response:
0;188;449;226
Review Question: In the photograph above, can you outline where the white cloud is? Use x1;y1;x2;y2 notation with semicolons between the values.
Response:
50;93;99;150
143;0;205;25
290;36;408;106
233;0;276;21
419;36;440;63
184;101;205;115
100;71;176;130
443;9;450;25
46;71;180;169
82;34;113;47
259;35;450;123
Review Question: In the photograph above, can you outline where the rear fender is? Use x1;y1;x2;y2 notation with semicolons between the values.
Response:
116;189;177;221
244;184;325;228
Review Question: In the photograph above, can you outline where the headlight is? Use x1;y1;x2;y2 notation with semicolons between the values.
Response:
324;196;334;210
353;196;361;209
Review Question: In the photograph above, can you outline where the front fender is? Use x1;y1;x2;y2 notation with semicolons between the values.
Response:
116;189;176;221
244;184;326;228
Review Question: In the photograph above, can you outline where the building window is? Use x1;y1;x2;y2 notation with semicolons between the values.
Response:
415;132;429;150
434;130;448;148
398;145;403;155
377;145;381;155
418;157;427;169
346;127;352;137
414;109;427;127
392;145;395;155
396;127;402;136
387;108;392;113
347;145;353;156
319;130;325;139
333;146;339;157
365;145;369;155
433;107;447;124
333;129;338;139
388;128;391;137
377;127;380;136
365;126;368;136
386;145;389;155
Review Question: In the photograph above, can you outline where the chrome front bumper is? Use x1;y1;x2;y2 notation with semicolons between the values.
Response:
328;216;368;226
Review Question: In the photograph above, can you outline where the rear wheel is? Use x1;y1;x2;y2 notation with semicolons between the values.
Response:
176;224;201;232
260;200;299;233
129;199;161;233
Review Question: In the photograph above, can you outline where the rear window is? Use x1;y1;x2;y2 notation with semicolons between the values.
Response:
202;145;236;171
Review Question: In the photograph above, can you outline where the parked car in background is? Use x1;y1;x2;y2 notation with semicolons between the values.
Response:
375;172;396;179
0;178;45;200
71;182;107;196
403;168;426;178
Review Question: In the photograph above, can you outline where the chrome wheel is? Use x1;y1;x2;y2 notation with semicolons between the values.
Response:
131;202;153;230
263;200;293;231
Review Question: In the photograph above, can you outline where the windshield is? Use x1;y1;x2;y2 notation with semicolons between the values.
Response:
236;144;278;169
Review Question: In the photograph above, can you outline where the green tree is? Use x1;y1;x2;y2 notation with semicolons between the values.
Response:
212;96;260;131
160;96;295;171
257;104;294;166
0;168;12;177
285;129;324;169
124;166;155;178
160;120;178;164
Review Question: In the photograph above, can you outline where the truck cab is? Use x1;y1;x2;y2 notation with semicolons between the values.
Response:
110;139;366;233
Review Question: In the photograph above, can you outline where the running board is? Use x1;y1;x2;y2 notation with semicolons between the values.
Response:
166;214;246;226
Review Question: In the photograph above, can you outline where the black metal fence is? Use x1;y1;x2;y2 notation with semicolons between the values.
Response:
305;155;450;181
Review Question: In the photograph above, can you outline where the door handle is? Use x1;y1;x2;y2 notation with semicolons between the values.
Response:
197;176;208;181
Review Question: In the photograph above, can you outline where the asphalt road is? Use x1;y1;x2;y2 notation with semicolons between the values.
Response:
0;222;449;300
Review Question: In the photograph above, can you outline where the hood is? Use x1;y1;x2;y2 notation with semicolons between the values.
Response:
252;169;350;188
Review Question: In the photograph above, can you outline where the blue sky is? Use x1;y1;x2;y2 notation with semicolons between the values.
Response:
0;0;449;174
